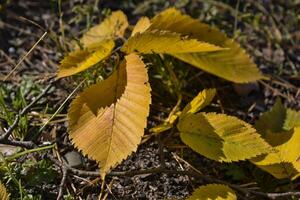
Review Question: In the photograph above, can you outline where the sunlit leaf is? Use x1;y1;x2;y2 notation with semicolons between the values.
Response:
0;182;9;200
68;53;151;178
251;99;300;179
178;113;272;162
122;30;223;54
80;10;128;47
58;40;114;78
131;17;151;36
251;128;300;179
186;184;237;200
180;88;216;119
148;8;265;83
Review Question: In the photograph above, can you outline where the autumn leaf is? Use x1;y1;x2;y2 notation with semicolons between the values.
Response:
178;113;272;162
57;40;114;78
251;99;300;179
122;30;223;54
284;109;300;131
150;89;216;135
68;53;151;178
131;17;151;36
80;10;128;47
148;8;265;83
0;182;9;200
186;184;237;200
180;88;216;119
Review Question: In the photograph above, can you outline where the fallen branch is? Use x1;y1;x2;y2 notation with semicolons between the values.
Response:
57;166;68;200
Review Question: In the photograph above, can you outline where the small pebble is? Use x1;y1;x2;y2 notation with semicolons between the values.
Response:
8;47;15;54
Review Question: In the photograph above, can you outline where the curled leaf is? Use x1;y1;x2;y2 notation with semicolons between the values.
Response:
180;88;216;119
148;8;265;83
68;53;151;178
186;184;236;200
58;40;114;78
178;113;272;162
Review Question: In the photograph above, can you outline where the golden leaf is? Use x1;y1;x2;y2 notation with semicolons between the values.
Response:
148;8;265;83
0;182;9;200
131;17;151;36
122;30;223;54
150;123;173;134
58;40;114;78
251;128;300;179
177;113;272;162
186;184;237;200
284;109;300;131
251;99;300;179
68;53;151;178
180;88;216;119
80;10;128;47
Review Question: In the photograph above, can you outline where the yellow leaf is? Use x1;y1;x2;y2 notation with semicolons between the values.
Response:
131;17;151;36
180;88;216;119
150;123;173;134
122;30;223;54
177;113;272;162
186;184;237;200
150;111;180;134
284;109;300;131
0;182;9;200
255;99;286;137
68;53;151;178
57;40;114;78
251;128;300;179
148;8;265;83
250;99;300;179
80;10;128;47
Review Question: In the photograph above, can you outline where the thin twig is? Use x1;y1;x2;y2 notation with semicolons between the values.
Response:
1;139;35;149
0;81;55;141
39;78;85;133
57;166;68;200
47;155;300;199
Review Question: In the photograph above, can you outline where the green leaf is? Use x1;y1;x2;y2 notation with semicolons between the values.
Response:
178;113;272;162
186;184;236;200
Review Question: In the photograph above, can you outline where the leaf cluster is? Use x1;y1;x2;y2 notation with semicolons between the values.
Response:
54;8;300;199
